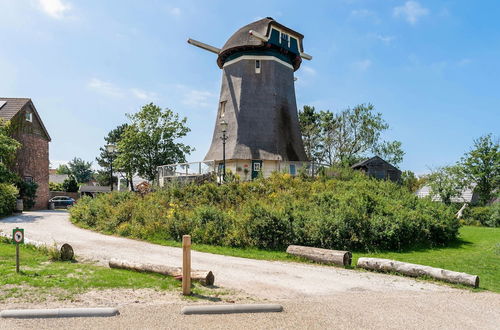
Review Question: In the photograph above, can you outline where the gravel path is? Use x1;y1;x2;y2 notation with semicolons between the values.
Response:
1;211;499;329
0;211;453;299
1;291;500;329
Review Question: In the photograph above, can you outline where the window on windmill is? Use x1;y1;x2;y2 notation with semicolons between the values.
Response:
219;101;227;118
280;32;289;47
25;112;33;122
255;60;261;74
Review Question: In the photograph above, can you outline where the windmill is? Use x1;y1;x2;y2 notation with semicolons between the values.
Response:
188;17;312;180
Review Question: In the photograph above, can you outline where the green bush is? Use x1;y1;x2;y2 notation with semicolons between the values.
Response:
0;183;18;216
70;172;460;252
463;205;499;227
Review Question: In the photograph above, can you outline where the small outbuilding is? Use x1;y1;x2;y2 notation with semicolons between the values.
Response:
351;156;401;182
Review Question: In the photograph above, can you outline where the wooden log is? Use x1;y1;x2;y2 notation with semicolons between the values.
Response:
286;245;352;266
356;257;479;288
108;259;214;286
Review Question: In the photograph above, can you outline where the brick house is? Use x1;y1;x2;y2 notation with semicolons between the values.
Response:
0;98;51;209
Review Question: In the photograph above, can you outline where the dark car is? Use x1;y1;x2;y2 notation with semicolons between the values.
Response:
49;196;76;209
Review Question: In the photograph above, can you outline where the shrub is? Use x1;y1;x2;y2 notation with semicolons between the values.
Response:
16;180;38;209
70;172;460;252
463;205;499;227
0;183;18;216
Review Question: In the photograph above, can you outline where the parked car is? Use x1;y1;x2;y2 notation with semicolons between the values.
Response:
49;196;76;209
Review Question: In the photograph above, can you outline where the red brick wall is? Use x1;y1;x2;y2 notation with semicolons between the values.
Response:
12;133;50;210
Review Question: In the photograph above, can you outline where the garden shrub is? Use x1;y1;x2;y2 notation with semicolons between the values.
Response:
0;183;18;216
70;171;460;252
462;205;500;227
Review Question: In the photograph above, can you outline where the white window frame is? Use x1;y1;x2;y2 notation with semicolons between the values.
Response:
219;101;227;118
25;112;32;122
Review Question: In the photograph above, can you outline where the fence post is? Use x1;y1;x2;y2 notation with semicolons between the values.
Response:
182;235;191;295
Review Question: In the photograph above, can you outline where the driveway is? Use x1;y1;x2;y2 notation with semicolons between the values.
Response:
1;211;499;329
0;210;462;298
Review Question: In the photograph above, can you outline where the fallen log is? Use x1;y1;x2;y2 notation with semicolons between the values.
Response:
356;257;479;288
108;259;214;286
286;245;352;266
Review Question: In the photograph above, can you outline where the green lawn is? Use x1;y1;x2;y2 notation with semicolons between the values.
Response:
149;227;499;292
353;226;500;292
0;238;214;302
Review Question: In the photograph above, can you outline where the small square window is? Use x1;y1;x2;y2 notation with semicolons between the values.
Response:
25;112;32;122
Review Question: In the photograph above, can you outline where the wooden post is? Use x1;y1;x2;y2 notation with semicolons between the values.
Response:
15;243;19;273
182;235;191;295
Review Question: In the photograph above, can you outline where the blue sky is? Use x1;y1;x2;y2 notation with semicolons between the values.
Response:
1;0;498;174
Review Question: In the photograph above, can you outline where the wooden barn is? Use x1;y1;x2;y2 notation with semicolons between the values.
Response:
351;156;401;182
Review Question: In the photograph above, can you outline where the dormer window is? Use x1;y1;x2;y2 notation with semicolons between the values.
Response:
25;112;32;122
280;32;290;48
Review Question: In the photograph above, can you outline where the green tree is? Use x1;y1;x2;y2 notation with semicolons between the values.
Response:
62;175;79;192
68;157;93;183
55;164;71;175
96;124;132;190
298;105;322;162
427;165;468;205
460;134;499;205
400;170;418;192
372;141;405;166
318;104;404;166
0;120;20;183
116;103;193;181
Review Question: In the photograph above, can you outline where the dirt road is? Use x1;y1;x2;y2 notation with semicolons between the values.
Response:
0;211;456;299
1;211;500;329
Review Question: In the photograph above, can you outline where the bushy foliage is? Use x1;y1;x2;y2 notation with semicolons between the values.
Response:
49;182;64;191
70;172;459;252
62;176;79;192
462;204;500;227
16;180;38;209
0;183;18;216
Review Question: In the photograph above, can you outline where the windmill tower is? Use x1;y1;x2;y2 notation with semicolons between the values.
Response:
188;17;312;179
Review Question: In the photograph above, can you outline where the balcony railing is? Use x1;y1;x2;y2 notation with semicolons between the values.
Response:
157;160;328;186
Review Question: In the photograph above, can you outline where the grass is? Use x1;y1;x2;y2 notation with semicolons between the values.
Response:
0;237;216;302
144;227;499;292
353;226;500;292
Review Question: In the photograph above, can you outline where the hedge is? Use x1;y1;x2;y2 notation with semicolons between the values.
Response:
70;172;460;251
0;183;18;216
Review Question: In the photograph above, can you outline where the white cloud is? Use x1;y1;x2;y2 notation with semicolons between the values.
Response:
374;34;395;44
350;9;380;23
169;7;181;16
354;59;372;71
182;89;217;108
393;1;429;25
88;78;157;100
130;88;157;101
88;78;123;98
37;0;71;19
